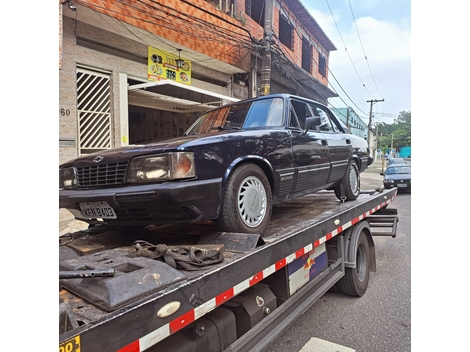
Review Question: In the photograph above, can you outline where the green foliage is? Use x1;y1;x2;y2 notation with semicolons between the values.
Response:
376;110;411;153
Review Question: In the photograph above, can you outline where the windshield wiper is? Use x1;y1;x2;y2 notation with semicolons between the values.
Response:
211;126;241;131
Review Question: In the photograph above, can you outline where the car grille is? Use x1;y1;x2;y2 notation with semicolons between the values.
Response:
76;162;128;188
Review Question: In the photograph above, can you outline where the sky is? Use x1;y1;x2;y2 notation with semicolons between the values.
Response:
302;0;411;125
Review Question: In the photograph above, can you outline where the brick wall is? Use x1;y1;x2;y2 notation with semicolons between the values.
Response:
59;15;234;165
272;1;329;86
75;0;255;72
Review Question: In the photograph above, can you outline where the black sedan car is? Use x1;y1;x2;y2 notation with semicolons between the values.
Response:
59;94;373;234
381;164;411;191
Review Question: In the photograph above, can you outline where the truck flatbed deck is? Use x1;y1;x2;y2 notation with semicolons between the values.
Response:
59;188;398;352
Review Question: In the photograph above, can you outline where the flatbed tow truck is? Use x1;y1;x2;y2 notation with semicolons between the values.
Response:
59;187;398;352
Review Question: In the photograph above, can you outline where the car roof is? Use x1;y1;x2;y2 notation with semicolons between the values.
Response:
206;93;330;111
386;164;410;170
388;163;410;167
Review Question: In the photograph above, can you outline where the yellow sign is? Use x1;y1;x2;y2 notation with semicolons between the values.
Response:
148;46;191;85
59;335;80;352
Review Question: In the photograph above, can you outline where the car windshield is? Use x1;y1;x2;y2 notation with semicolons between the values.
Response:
386;166;411;175
389;158;405;164
185;97;284;135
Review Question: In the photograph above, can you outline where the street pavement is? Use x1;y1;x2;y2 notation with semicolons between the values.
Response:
59;158;392;237
360;158;388;189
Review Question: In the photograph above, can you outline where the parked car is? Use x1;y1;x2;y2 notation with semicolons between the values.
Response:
381;164;411;191
59;94;373;234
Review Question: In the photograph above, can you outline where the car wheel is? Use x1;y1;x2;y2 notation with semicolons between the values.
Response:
216;164;272;235
334;160;360;201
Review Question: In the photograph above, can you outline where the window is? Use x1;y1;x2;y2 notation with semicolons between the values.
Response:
290;100;311;129
328;110;348;133
279;15;293;50
310;105;335;133
318;53;327;77
206;0;231;13
289;104;300;129
245;0;265;26
186;98;284;135
301;37;312;73
243;98;284;128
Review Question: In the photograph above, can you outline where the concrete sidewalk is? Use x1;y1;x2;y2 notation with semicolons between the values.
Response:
59;208;88;236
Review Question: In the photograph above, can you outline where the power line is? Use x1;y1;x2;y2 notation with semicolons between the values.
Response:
270;4;369;116
89;0;255;68
324;0;376;99
347;0;383;98
326;67;369;117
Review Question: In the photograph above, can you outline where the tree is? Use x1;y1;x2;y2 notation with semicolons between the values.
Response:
376;111;411;155
395;110;411;124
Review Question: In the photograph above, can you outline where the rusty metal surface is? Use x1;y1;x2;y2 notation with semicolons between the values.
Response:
60;248;188;311
198;232;263;252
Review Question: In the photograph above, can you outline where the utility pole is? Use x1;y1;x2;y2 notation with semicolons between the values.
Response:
260;0;273;96
375;122;379;159
366;99;384;156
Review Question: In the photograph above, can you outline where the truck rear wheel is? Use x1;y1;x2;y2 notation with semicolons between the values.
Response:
337;230;370;296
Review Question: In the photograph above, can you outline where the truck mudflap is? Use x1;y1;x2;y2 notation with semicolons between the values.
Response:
59;188;398;352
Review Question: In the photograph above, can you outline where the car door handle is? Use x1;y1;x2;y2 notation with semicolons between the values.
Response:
319;139;327;146
345;139;351;144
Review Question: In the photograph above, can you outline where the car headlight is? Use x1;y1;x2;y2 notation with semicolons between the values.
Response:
384;179;394;183
127;152;195;183
59;167;78;189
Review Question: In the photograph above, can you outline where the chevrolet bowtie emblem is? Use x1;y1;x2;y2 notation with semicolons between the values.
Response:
93;156;104;163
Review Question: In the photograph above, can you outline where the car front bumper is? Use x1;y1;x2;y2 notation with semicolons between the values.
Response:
384;181;411;190
59;178;222;226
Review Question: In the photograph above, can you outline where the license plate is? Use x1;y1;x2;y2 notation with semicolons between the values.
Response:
397;184;408;188
80;201;117;219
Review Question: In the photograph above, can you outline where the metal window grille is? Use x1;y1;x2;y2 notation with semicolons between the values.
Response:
76;67;112;155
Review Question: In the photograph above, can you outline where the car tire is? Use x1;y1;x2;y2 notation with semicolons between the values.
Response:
216;164;272;235
336;230;370;296
334;160;360;201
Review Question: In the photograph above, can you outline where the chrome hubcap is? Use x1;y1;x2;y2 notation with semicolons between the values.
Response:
237;176;267;227
349;166;359;194
356;243;366;282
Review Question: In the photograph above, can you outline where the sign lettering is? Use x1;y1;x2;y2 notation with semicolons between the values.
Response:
148;46;191;85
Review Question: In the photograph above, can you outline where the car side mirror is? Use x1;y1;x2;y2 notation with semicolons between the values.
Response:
380;172;384;176
304;116;321;132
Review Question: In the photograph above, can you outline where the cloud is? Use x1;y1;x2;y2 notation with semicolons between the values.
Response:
308;9;411;123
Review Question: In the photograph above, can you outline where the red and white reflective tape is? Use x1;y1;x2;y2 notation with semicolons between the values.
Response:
118;193;395;352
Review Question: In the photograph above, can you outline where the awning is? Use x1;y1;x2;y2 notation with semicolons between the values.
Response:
128;80;240;113
273;61;338;100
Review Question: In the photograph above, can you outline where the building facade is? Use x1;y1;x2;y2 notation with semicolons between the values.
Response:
59;0;337;164
331;107;368;139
